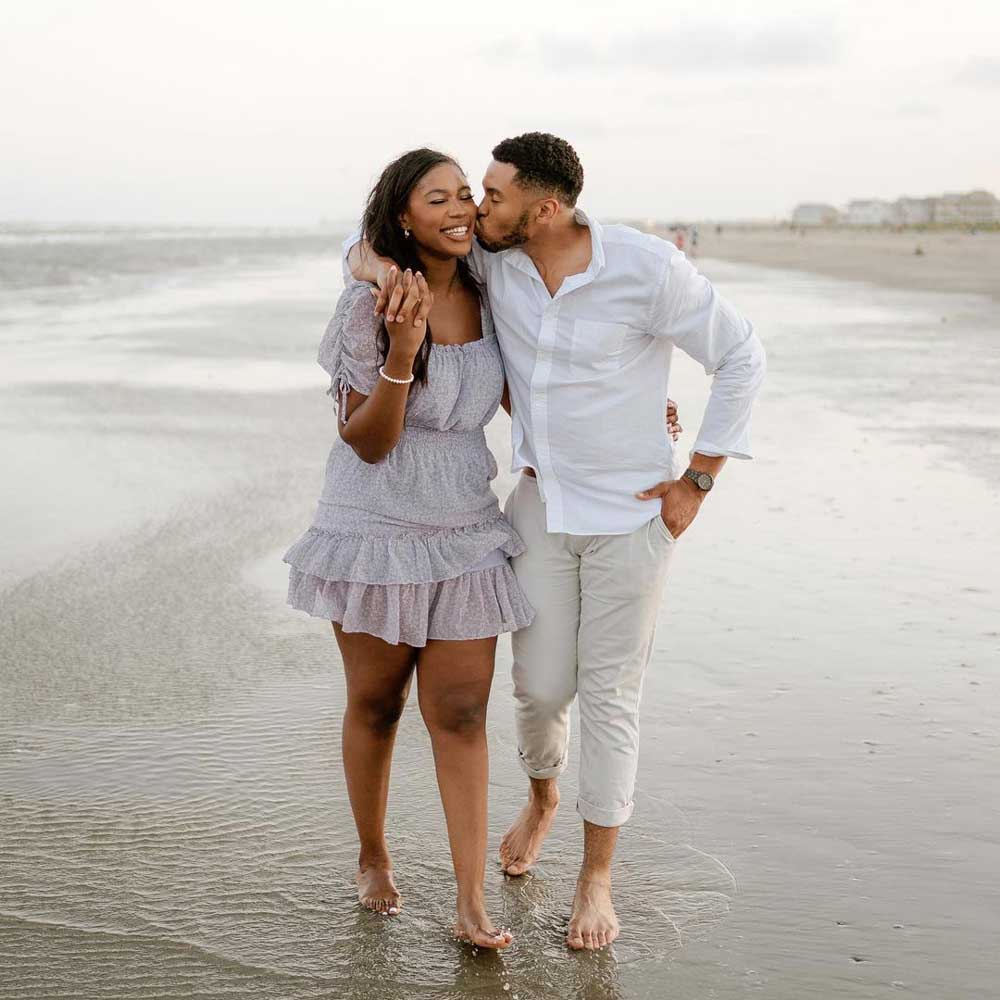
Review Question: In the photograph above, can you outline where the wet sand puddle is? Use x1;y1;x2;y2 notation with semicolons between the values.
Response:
0;666;736;999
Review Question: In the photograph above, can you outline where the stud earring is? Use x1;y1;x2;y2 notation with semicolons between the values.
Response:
403;227;410;238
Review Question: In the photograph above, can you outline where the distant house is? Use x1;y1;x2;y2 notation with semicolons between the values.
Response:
845;200;896;226
935;194;964;224
894;197;936;225
792;203;840;226
790;190;998;229
935;190;1000;225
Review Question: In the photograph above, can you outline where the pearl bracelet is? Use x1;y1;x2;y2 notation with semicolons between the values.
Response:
378;365;414;385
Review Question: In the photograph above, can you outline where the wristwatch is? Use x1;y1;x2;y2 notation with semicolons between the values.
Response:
682;468;714;492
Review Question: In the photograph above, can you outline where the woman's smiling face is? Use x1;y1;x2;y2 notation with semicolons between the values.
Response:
401;162;477;259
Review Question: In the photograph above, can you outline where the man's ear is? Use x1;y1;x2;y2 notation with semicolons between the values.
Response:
535;197;561;224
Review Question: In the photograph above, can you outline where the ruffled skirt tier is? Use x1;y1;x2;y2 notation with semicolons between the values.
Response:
282;504;534;647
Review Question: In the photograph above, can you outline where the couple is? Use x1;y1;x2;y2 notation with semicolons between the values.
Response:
283;132;765;951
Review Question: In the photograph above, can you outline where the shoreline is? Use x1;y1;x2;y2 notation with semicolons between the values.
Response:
669;226;1000;301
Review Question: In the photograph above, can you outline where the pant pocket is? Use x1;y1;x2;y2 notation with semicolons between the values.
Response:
650;512;676;544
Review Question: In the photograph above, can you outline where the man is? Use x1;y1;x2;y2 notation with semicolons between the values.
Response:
348;132;765;950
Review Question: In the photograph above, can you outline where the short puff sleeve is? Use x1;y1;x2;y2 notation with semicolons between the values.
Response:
317;283;382;420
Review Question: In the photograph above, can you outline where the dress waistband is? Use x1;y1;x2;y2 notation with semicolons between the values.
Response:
402;424;483;437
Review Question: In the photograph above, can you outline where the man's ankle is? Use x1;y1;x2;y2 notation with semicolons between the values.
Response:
529;778;560;809
577;869;613;888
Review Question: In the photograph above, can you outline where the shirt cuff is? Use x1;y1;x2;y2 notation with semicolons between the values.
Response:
689;440;753;461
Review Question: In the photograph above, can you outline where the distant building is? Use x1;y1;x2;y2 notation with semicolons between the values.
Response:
935;193;964;224
845;200;896;226
790;190;999;227
935;190;1000;225
894;197;936;225
792;203;840;226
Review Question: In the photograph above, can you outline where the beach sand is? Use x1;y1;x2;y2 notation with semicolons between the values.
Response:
691;225;1000;301
1;229;998;999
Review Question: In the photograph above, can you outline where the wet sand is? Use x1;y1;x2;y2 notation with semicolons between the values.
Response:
1;235;998;999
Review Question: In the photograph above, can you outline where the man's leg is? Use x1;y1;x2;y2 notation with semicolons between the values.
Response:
500;473;582;875
568;514;675;948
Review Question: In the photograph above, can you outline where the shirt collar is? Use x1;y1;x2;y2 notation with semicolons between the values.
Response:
573;207;606;276
501;206;605;292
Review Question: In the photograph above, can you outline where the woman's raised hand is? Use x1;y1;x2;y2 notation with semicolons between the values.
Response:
382;269;433;357
375;267;429;327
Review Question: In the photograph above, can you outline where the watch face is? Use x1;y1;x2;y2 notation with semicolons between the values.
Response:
697;473;713;490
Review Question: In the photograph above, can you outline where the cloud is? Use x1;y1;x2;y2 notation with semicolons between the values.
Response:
487;20;843;75
895;100;939;117
956;57;1000;87
617;21;842;73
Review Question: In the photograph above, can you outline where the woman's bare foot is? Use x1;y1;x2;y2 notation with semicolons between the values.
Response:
356;855;401;915
452;893;513;950
566;876;619;950
499;780;559;876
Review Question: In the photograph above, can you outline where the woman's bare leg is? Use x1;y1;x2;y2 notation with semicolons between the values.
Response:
334;623;416;914
416;635;512;949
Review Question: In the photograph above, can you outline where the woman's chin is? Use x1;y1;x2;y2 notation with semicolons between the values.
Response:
437;237;474;257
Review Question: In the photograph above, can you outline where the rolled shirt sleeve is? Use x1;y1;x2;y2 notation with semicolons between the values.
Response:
651;250;766;459
341;229;363;288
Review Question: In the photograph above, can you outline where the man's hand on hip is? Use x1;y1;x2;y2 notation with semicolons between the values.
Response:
636;454;727;539
635;478;704;539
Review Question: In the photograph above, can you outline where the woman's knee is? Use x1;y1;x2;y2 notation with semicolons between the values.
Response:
348;689;408;735
421;689;488;738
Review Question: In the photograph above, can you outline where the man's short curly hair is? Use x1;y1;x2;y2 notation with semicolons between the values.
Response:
491;132;584;207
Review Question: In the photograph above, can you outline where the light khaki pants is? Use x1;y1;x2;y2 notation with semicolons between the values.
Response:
504;474;676;827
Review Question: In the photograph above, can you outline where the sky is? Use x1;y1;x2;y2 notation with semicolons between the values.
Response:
3;0;999;225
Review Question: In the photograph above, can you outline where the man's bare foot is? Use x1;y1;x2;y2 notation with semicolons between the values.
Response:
356;858;401;915
499;781;559;876
452;894;513;950
566;876;619;950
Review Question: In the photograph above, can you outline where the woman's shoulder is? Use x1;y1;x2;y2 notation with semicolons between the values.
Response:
335;281;381;337
318;282;382;380
338;279;378;311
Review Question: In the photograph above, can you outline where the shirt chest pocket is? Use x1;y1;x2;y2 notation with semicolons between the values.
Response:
570;320;631;377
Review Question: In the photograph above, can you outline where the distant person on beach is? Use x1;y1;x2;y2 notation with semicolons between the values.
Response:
349;132;765;951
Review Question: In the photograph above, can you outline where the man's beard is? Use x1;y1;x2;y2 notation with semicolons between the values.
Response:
475;210;531;253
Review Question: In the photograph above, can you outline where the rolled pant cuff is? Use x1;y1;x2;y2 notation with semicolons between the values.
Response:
576;796;634;827
517;749;567;780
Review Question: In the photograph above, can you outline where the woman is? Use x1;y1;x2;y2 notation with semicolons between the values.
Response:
282;149;533;949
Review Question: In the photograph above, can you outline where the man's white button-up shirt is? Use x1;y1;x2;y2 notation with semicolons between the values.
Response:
469;210;765;535
343;210;765;536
